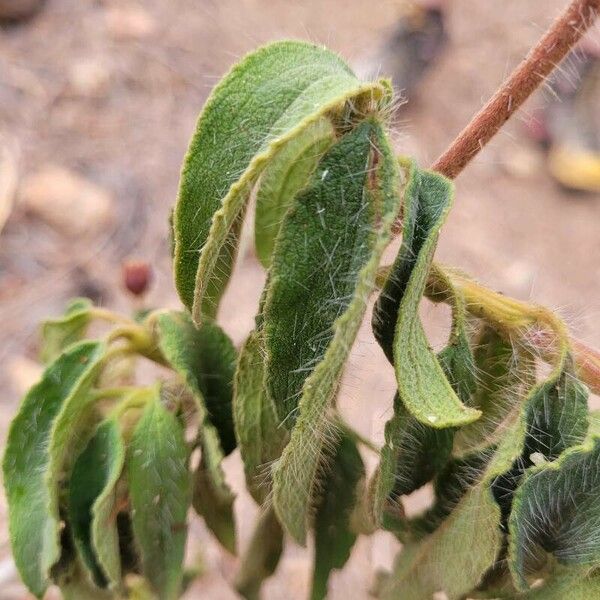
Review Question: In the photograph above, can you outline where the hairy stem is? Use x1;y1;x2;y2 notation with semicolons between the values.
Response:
426;263;600;395
431;0;600;179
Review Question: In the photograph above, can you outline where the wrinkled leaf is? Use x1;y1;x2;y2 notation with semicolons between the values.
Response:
255;117;335;267
373;160;480;428
2;340;105;598
234;507;284;600
233;331;286;504
509;433;600;589
172;40;389;321
68;417;125;588
311;433;364;600
155;309;237;454
127;387;192;600
40;298;92;363
270;119;404;543
192;423;236;554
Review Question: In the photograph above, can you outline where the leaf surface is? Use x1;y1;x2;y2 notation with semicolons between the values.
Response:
269;119;403;543
172;40;388;321
127;388;192;600
2;340;105;598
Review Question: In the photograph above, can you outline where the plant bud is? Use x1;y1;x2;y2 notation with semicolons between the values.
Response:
122;259;152;296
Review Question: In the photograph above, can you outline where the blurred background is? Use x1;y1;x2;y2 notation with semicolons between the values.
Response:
1;0;599;598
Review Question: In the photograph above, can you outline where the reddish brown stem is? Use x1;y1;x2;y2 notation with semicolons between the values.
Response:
431;0;600;179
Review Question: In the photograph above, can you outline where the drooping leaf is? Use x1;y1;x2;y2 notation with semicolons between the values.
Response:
233;331;286;504
234;507;284;600
255;117;336;267
270;119;404;543
509;433;600;589
40;297;92;363
368;395;453;531
154;309;237;454
372;160;480;428
2;340;105;598
172;39;389;321
68;417;125;588
452;328;534;457
311;433;364;600
127;387;192;600
192;423;236;554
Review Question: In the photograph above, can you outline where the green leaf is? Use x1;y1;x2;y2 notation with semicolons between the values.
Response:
270;119;404;543
233;331;287;504
155;309;237;454
68;416;125;588
255;117;336;267
127;387;192;600
452;328;534;457
509;433;600;589
234;507;284;600
2;340;105;598
373;160;480;428
521;567;600;599
172;39;389;322
311;433;364;600
368;395;453;531
40;297;92;363
192;423;236;554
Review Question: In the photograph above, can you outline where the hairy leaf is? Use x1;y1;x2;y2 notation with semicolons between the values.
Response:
255;117;336;267
127;388;192;600
172;40;389;321
270;119;404;543
311;433;364;600
68;417;125;588
373;161;480;428
40;297;92;363
509;433;600;589
155;309;237;454
192;423;236;554
522;567;600;599
2;340;105;598
234;507;284;600
368;395;453;530
233;331;286;504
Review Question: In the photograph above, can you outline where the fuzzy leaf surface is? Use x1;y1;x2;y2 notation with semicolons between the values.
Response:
233;331;286;504
311;433;364;600
127;389;192;600
2;340;105;598
172;40;388;320
373;161;480;428
270;119;403;543
255;117;335;267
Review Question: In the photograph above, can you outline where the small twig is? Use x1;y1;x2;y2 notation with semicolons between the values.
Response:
431;0;600;179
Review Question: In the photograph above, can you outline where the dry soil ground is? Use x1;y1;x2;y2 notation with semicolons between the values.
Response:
1;1;599;598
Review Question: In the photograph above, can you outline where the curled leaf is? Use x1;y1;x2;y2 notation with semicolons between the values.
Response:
3;340;105;598
172;40;389;321
269;118;403;543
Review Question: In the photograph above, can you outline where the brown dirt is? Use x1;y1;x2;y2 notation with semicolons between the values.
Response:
1;1;599;598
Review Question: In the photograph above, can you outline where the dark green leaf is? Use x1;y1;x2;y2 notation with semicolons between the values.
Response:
155;309;237;454
68;417;125;588
270;119;404;543
311;433;364;600
234;507;284;600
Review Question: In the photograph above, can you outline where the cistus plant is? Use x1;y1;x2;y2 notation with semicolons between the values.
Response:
4;1;600;599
